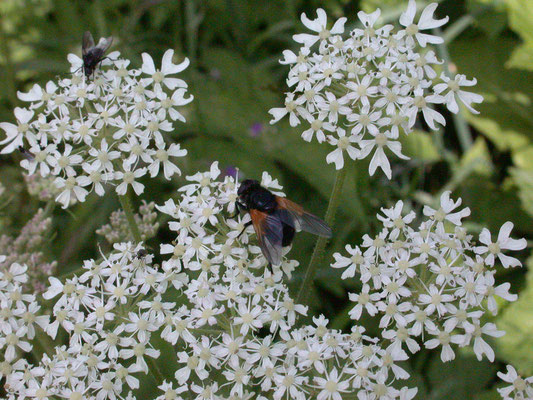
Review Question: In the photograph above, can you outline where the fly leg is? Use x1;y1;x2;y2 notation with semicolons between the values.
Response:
229;201;247;219
237;221;252;239
96;56;110;75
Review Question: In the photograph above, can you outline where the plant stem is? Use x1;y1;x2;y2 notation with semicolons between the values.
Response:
118;190;142;243
36;327;56;356
185;0;202;68
192;327;226;336
434;27;473;153
296;167;347;306
0;15;17;105
148;357;165;384
43;199;56;218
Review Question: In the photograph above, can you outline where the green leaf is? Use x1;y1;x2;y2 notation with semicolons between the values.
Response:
401;130;441;163
509;168;533;218
457;175;533;235
513;146;533;170
505;0;533;42
474;388;504;400
450;36;533;144
507;42;533;71
426;354;497;400
495;255;533;375
504;0;533;71
459;136;493;176
505;0;533;43
468;115;530;152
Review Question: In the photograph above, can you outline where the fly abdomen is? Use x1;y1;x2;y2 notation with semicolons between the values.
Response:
281;224;295;247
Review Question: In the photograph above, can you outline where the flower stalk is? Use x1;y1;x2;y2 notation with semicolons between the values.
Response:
148;358;165;384
434;27;473;152
296;166;347;306
119;190;142;243
0;15;16;105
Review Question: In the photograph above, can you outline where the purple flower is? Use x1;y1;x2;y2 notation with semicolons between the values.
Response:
223;165;238;179
249;122;264;137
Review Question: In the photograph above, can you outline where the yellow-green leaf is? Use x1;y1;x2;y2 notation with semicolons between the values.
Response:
460;136;493;176
496;254;533;375
401;130;441;162
467;115;529;152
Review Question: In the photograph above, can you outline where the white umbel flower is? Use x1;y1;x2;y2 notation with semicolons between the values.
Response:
270;1;482;178
1;47;193;207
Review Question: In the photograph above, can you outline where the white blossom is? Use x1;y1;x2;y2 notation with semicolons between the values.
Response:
333;192;524;362
270;1;481;177
1;47;192;207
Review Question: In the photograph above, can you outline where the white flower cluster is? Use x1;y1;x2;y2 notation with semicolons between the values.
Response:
332;191;526;363
152;162;418;399
3;242;176;399
0;256;49;377
0;164;418;399
0;48;192;208
497;364;533;400
159;161;298;275
269;0;483;177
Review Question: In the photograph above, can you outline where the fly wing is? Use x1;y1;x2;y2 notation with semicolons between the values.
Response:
82;31;95;56
250;209;283;266
275;196;332;238
95;36;113;54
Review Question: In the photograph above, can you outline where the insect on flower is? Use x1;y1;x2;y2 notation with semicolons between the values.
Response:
82;31;113;78
135;249;148;259
235;179;332;266
18;146;34;161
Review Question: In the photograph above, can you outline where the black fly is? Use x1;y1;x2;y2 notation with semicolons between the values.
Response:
135;249;148;259
235;179;332;267
18;146;34;161
82;31;113;78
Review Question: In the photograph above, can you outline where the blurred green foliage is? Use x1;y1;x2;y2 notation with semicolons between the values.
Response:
496;256;533;376
1;0;533;398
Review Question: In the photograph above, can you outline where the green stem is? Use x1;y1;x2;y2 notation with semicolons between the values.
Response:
34;326;55;358
148;357;165;384
420;260;429;285
43;199;56;218
442;4;492;44
0;15;16;105
185;0;201;68
118;190;142;243
296;167;347;306
434;27;473;153
192;327;226;336
442;14;474;44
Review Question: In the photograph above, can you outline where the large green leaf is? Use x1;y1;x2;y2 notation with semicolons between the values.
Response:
401;130;442;163
426;354;497;400
504;0;533;71
509;168;533;218
450;36;533;144
507;42;533;71
457;174;533;235
495;255;533;375
459;136;493;176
